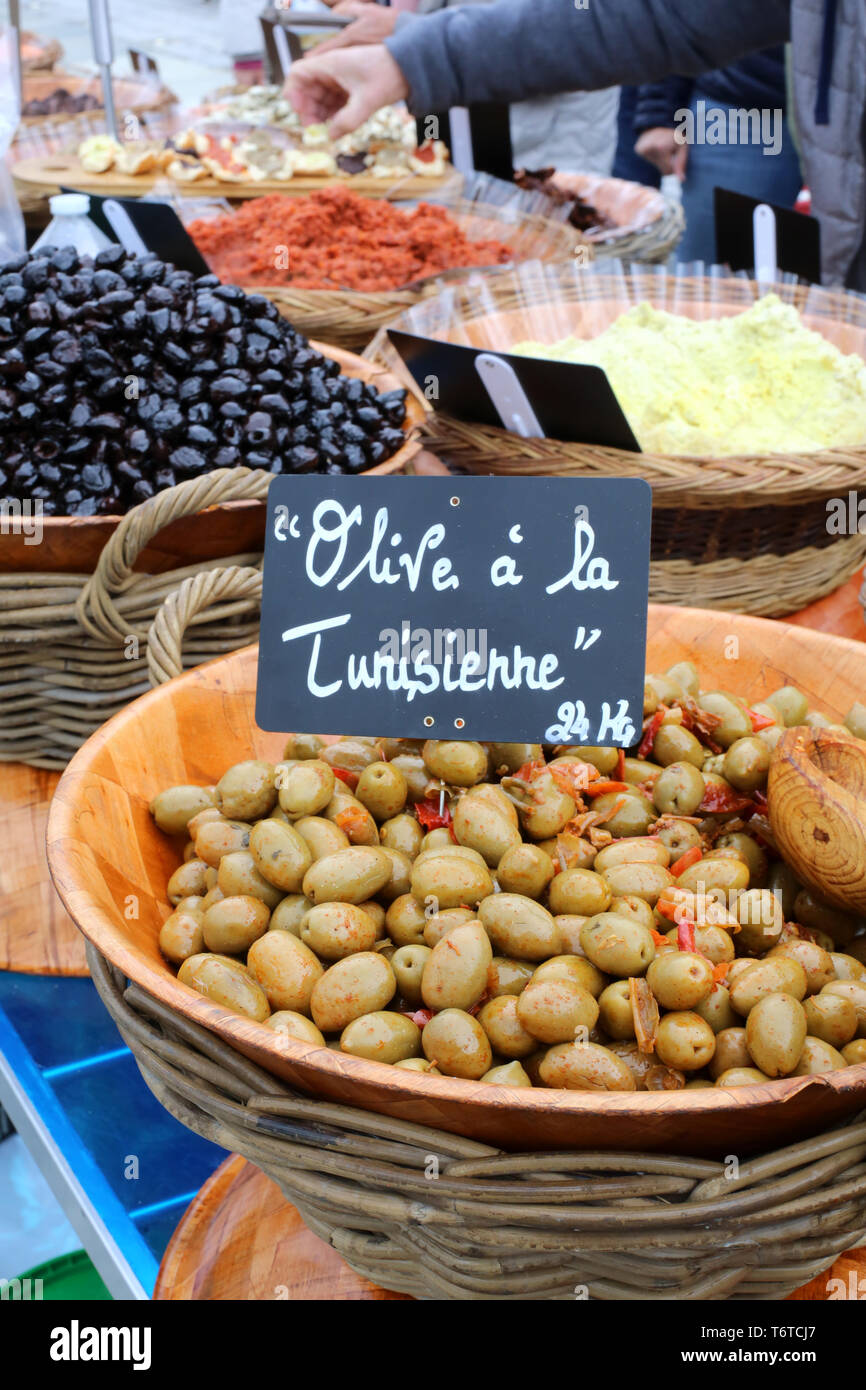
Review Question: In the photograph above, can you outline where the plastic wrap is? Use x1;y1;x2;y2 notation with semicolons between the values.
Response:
0;27;26;259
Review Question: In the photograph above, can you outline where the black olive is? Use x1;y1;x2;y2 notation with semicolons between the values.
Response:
259;392;290;414
81;463;113;494
187;401;213;426
245;412;272;445
343;444;368;473
154;467;177;489
148;306;171;336
16;401;39;424
219;401;246;421
95;245;126;268
187;425;217;446
287;445;319;472
132;479;156;502
169;446;208;474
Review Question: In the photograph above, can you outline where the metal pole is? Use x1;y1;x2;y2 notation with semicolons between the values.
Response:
8;0;23;112
88;0;118;140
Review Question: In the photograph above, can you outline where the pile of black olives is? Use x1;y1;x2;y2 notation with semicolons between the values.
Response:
0;245;407;516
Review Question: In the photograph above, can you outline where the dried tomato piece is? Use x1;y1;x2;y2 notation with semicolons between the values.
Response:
332;766;359;791
637;708;666;759
676;921;696;953
670;846;703;877
747;708;776;733
415;797;453;831
629;977;659;1055
697;783;755;816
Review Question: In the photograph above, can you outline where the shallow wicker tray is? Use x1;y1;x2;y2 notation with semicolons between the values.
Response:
19;71;176;128
48;605;866;1157
544;171;684;262
373;268;866;616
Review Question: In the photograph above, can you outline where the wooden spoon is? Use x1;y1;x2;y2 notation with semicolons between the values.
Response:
768;727;866;913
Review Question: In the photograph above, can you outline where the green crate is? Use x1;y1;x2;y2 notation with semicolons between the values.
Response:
12;1250;112;1300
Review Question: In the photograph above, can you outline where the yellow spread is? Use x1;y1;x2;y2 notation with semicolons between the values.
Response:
510;293;866;455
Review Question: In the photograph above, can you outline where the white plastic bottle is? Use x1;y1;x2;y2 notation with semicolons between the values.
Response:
32;193;114;257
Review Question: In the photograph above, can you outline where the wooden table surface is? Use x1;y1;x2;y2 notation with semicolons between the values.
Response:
0;763;87;976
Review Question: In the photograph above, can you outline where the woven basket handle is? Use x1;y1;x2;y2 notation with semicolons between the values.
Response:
76;467;272;643
147;564;264;686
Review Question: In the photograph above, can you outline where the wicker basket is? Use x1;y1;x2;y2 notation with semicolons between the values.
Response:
86;945;866;1300
206;200;585;352
368;266;866;617
539;171;685;263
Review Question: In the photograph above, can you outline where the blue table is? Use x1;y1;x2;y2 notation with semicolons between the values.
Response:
0;971;225;1298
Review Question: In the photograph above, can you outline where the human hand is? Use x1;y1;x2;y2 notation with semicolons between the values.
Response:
314;3;399;54
634;126;688;180
286;44;409;137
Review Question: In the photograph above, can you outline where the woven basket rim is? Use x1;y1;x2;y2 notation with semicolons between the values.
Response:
46;612;866;1132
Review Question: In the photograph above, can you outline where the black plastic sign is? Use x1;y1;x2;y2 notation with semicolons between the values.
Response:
387;329;641;451
714;185;821;282
256;476;652;744
58;188;211;276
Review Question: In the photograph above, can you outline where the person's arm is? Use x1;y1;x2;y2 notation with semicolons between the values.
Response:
385;0;790;115
633;77;695;137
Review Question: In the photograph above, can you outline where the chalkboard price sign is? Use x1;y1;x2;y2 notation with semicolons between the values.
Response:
256;476;652;744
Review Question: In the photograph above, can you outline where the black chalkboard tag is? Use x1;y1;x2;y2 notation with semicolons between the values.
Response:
256;475;652;744
714;185;821;282
414;105;514;182
387;329;641;451
59;187;211;275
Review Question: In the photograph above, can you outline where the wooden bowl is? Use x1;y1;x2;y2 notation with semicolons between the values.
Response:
47;605;866;1157
1;344;421;576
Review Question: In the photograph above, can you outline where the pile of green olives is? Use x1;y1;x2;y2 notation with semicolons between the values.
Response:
149;665;866;1093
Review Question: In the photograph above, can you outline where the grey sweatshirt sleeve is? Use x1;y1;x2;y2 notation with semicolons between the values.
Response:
386;0;791;115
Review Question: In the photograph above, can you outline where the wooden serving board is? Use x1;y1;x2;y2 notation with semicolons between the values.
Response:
12;154;457;202
154;1154;865;1301
0;764;87;976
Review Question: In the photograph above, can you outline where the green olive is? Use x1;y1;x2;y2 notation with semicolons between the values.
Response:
356;762;408;821
766;862;801;919
580;913;656;977
830;953;866;981
821;980;866;1035
708;1026;751;1078
695;692;752;747
480;1061;532;1086
487;743;545;774
267;894;312;935
653;819;703;858
694;984;739;1034
150;785;216;836
476;995;537;1058
569;745;619;775
768;939;834;994
608;895;656;931
652;762;705;817
538;1042;636;1091
422;906;476;948
505;768;575;838
766;685;809;727
300;903;380;960
422;740;488;787
276;760;335;818
393;1057;441;1074
590;789;656;838
792;1037;846;1074
666;661;700;697
622;758;660;787
745;992;807;1077
594;839;670;872
803;992;858;1047
647;952;714;1010
167;858;210;903
496;842;554;899
265;1011;326;1046
310;952;396;1032
452;792;522;867
303;846;392;905
841;1039;866;1065
193;820;254;871
487;956;535;997
292;816;349;861
553;914;589;954
321;740;379;776
217;848;285;908
478;893;560;960
390;944;432;1003
516;978;599;1044
215;760;276;821
340;1011;422;1065
203;894;270;954
599;861;675;907
730;958;808;1016
597;980;635;1039
652;724;706;768
282;734;325;761
723;737;771;793
655;1012;715;1071
844;702;866;741
323;791;380;846
715;1066;770;1087
159;907;204;964
410;852;493;910
385;894;428;946
532;954;607;997
247;930;324;1014
793;890;859;946
388;754;430;803
421;922;492;1011
379;813;424;860
717;832;768;885
421;1009;492;1078
646;673;686;705
178;953;270;1022
377;847;413;902
677;857;750;896
548;867;612;916
733;888;784;954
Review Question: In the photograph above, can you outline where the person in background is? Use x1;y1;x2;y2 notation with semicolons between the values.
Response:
611;87;662;188
313;0;620;174
631;50;803;262
285;0;866;289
